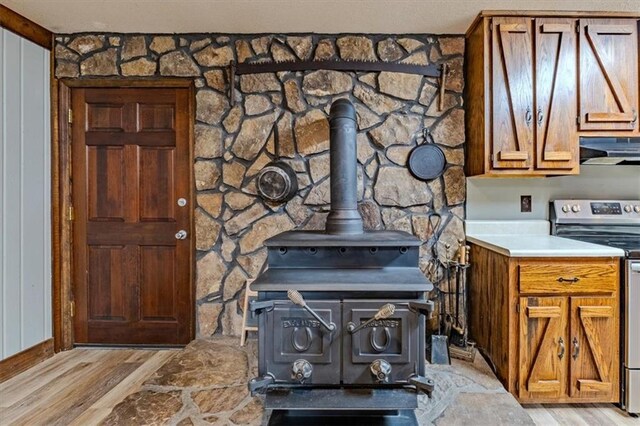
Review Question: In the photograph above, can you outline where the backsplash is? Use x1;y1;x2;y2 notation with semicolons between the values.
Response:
467;166;640;220
54;33;466;337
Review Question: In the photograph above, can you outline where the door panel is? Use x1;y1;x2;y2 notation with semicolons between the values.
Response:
264;301;341;384
140;246;177;321
87;146;126;221
73;87;193;345
519;297;568;400
491;17;534;170
569;297;618;401
343;301;419;384
579;19;639;131
535;18;578;170
87;245;128;321
139;147;175;221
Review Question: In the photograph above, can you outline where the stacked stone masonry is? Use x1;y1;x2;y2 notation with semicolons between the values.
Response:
55;33;466;337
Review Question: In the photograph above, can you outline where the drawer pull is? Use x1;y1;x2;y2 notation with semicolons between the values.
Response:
557;277;580;283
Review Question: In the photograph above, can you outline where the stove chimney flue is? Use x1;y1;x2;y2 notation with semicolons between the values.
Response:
325;99;364;235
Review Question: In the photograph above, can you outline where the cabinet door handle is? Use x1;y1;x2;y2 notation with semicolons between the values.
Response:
557;277;580;284
537;107;544;126
558;337;565;360
525;107;533;126
572;337;580;360
632;110;637;125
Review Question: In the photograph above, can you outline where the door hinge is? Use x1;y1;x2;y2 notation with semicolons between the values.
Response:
70;300;75;317
68;109;73;124
67;205;75;221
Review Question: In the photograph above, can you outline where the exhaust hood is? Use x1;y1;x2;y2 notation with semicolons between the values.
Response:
580;137;640;165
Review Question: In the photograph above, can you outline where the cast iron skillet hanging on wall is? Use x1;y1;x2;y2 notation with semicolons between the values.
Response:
408;128;446;181
256;124;298;203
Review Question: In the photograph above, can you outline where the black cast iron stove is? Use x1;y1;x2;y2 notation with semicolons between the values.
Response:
249;99;435;425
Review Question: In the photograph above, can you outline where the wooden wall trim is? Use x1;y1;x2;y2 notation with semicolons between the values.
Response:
60;78;194;88
0;5;52;50
0;339;54;383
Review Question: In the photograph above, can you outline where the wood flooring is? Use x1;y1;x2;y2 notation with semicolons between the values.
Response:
0;348;176;425
0;348;637;425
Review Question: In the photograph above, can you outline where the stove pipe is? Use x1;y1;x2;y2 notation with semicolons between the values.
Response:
325;99;364;235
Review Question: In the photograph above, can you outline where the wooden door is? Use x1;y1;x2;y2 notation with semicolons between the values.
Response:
491;17;534;170
519;297;568;400
569;297;618;401
534;18;579;170
72;87;193;345
579;19;639;131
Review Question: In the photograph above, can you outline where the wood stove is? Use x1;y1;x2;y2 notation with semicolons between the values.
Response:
249;99;435;425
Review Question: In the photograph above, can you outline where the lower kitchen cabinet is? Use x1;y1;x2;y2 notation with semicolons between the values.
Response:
469;244;620;403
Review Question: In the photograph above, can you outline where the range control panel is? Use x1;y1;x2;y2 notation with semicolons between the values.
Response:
552;199;640;220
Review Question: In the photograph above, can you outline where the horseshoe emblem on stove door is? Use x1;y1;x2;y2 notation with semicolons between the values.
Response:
291;327;313;352
370;327;391;353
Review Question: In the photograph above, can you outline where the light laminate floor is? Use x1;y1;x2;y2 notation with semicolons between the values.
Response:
524;403;638;425
0;347;638;425
0;348;177;425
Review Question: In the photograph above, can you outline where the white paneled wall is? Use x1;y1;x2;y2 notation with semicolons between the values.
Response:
0;28;51;360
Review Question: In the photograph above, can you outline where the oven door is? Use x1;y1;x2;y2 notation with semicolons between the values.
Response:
262;300;341;384
343;300;421;384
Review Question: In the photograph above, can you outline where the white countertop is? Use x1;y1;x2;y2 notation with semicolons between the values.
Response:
465;220;625;258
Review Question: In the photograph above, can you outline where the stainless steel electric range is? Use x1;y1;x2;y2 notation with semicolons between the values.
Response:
551;199;640;414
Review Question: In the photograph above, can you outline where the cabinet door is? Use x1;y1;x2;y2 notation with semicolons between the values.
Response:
491;17;534;170
579;19;639;131
535;18;578;170
519;297;568;400
569;297;618;401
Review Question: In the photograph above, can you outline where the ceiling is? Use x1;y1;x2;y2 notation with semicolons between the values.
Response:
2;0;638;35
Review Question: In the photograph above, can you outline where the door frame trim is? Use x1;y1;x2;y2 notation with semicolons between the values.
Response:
52;78;196;351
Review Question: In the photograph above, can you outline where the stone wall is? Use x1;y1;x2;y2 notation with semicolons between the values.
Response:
54;33;466;337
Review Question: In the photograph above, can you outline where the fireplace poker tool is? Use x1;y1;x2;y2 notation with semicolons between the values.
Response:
429;219;451;365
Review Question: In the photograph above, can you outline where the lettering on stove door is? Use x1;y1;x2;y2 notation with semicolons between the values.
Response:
361;319;400;328
282;317;322;328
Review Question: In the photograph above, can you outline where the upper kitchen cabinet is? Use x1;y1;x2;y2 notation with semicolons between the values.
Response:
465;12;639;177
578;19;638;132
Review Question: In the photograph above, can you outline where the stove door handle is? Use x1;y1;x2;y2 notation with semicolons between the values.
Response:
288;290;336;332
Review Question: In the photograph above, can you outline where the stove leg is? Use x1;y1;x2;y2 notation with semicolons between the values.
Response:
267;409;419;425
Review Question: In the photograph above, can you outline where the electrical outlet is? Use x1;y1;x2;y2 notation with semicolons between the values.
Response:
520;195;532;213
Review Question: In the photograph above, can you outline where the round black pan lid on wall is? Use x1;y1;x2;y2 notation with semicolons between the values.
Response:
408;128;446;181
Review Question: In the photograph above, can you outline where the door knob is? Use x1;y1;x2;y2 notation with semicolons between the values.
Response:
177;198;187;207
175;230;188;240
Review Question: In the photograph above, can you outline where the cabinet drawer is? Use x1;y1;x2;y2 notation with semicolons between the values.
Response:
519;261;618;294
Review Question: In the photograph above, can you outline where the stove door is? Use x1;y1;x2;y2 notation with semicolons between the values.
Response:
343;300;420;384
263;300;341;384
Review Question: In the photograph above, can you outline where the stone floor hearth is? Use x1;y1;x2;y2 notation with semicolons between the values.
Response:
101;337;533;425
